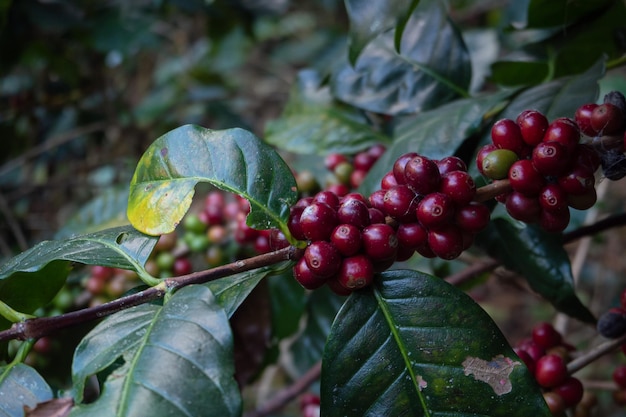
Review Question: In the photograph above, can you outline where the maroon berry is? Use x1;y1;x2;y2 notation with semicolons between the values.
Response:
532;322;562;350
491;118;527;155
369;189;387;211
553;377;584;408
349;169;367;188
299;202;339;242
326;183;350;197
567;188;597;210
173;257;193;276
313;190;340;210
362;223;399;261
532;141;571;177
591;103;624;135
557;165;595;195
436;156;467;175
514;348;536;375
508;159;546;196
535;354;568;388
337;254;374;290
269;229;290;251
342;192;369;205
543;117;580;152
337;198;370;228
326;277;353;296
368;208;387;225
393;152;418;184
455;202;490;233
367;144;386;159
519;340;546;363
539;208;570;233
439;171;476;206
505;192;541;223
396;245;416;262
542;392;566;415
572;144;601;173
324;153;349;171
613;365;626;388
415;243;437;258
575;103;599;136
304;241;341;278
331;224;362;256
91;265;115;281
354;151;377;171
380;171;398;190
427;224;464;260
416;192;455;229
516;109;549;146
254;234;271;254
383;185;420;222
293;257;326;290
404;155;441;194
396;222;428;248
539;184;569;213
476;144;498;176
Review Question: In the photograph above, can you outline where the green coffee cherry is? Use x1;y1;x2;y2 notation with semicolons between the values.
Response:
482;149;518;180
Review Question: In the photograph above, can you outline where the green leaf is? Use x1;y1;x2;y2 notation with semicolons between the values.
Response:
331;0;471;115
264;70;390;156
345;0;419;64
490;60;549;87
525;0;614;28
360;90;513;196
0;226;157;315
267;270;307;340
127;125;298;236
478;219;595;324
70;285;240;416
321;270;550;416
0;363;53;417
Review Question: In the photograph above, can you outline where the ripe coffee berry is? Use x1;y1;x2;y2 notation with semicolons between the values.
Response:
539;184;569;213
516;109;549;146
337;198;370;228
591;103;624;135
439;171;476;206
535;354;568;388
362;223;399;261
427;225;464;260
532;141;570;177
416;192;455;229
353;151;377;171
567;188;597;211
396;222;428;248
491;118;527;155
481;149;518;180
553;377;584;408
380;171;398;190
539;208;570;233
383;185;420;222
575;103;599;137
543;117;580;152
508;159;545;196
337;254;374;290
455;202;490;233
313;190;340;210
505;192;541;223
331;224;362;256
572;144;601;173
613;365;626;388
393;152;418;185
324;153;349;171
557;165;595;195
531;322;562;350
404;155;441;194
304;241;341;278
293;257;326;290
542;392;566;415
368;208;386;225
436;156;467;175
299;202;339;242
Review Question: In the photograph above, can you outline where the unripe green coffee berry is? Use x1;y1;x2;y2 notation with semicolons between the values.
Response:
334;161;354;185
481;149;519;180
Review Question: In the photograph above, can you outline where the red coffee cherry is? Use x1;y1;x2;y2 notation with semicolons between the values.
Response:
383;185;420;222
591;103;624;135
613;365;626;388
557;165;595;195
337;198;371;228
331;224;362;257
313;190;340;210
324;153;349;171
353;151;377;171
293;257;327;290
508;159;546;196
362;224;399;261
535;354;568;388
543;117;581;152
572;143;601;173
417;192;455;229
476;143;498;176
288;206;307;241
393;152;418;185
539;184;569;213
436;156;467;175
532;141;571;177
575;103;599;136
300;202;339;242
567;188;597;210
380;171;398;190
516;109;549;146
531;322;562;349
369;189;387;212
505;192;541;223
304;241;341;278
455;202;491;234
368;208;387;225
542;392;566;415
553;377;584;408
396;222;428;248
404;155;441;195
337;254;374;290
427;224;464;260
514;348;536;375
439;171;476;206
540;208;570;233
491;118;527;155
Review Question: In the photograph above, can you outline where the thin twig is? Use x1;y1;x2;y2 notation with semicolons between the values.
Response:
0;246;301;342
244;361;322;417
567;333;626;375
563;212;626;244
474;179;512;202
445;259;500;286
0;191;28;251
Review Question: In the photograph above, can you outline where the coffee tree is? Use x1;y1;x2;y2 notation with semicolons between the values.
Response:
2;0;626;416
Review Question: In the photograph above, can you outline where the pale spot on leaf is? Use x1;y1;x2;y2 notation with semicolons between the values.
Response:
462;355;520;395
417;375;427;391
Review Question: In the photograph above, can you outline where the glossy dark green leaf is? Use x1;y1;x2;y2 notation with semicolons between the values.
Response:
331;0;471;115
490;60;549;87
526;0;614;28
360;90;513;196
321;270;551;416
267;270;307;340
70;285;240;417
264;70;389;156
0;226;157;316
478;219;595;323
0;363;53;417
344;0;419;64
127;125;298;236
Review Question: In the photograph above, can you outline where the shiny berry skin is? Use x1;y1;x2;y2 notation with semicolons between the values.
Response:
326;183;350;197
293;257;326;290
416;192;455;229
436;156;467;175
481;149;518;180
508;159;545;196
368;208;387;225
393;152;418;185
380;171;398;190
369;189;387;211
299;202;339;242
337;198;370;228
304;241;341;278
269;229;290;251
491;118;527;155
516;109;549;146
324;153;349;171
557;165;595;195
505;192;541;223
535;354;568;388
597;307;626;338
439;171;476;206
539;208;570;233
343;192;369;205
326;277;353;296
383;185;420;222
532;322;562;349
543;117;580;152
337;254;374;290
396;222;428;248
427;224;464;260
173;257;193;276
350;169;367;188
362;224;399;261
354;151;377;171
514;348;536;375
553;377;584;408
613;365;626;388
368;144;386;159
475;144;498;176
532;141;570;177
313;190;340;210
331;224;362;256
455;202;490;233
575;103;599;136
591;103;624;135
404;155;441;195
539;184;569;213
542;392;566;415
